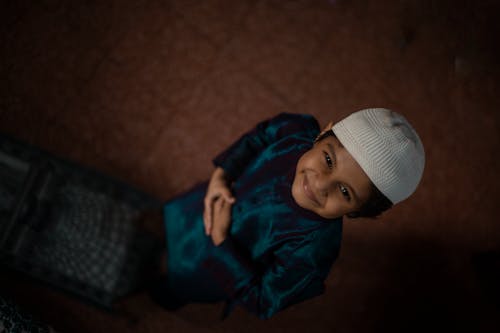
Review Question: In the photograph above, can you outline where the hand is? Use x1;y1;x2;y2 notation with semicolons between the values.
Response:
210;196;234;246
203;167;235;237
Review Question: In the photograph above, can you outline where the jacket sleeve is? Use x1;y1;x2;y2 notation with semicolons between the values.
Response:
213;113;319;181
202;228;341;319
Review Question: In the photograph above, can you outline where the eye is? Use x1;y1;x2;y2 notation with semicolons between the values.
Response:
339;184;351;201
323;151;333;169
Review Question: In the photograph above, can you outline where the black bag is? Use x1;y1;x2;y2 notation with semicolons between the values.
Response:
0;134;161;309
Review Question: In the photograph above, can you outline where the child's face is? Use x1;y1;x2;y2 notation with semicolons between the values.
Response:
292;124;373;219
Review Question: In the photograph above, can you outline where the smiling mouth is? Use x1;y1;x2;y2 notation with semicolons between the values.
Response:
303;174;320;206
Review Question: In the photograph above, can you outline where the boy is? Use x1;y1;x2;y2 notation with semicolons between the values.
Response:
153;108;425;319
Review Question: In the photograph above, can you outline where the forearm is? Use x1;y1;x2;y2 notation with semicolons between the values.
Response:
213;113;319;181
205;237;324;319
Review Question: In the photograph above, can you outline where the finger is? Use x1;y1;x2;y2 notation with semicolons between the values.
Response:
203;209;211;235
322;121;334;133
213;199;230;221
220;188;236;204
214;199;232;236
213;197;227;227
203;196;214;235
221;199;232;219
203;212;211;235
214;196;224;214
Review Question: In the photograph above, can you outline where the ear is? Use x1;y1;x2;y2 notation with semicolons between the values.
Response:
322;121;334;133
314;121;335;144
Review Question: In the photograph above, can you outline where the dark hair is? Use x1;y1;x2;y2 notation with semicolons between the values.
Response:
315;129;393;218
346;183;393;219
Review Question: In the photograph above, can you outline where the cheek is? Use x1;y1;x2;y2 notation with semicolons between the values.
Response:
296;152;311;171
321;195;351;219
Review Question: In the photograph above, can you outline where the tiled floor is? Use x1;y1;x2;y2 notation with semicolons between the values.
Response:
1;0;499;332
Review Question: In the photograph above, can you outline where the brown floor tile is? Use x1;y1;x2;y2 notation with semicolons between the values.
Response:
53;60;172;186
53;11;218;188
107;10;219;107
143;62;289;198
291;1;453;121
171;0;256;46
1;6;99;120
216;0;336;104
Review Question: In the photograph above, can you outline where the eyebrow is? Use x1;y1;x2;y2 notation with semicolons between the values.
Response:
327;142;361;206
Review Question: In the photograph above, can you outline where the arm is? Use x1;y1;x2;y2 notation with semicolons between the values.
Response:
213;113;319;181
203;228;341;319
205;113;319;243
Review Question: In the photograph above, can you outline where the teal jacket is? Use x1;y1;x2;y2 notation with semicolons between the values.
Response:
163;113;343;319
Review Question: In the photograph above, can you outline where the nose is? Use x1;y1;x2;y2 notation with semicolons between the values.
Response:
315;172;338;198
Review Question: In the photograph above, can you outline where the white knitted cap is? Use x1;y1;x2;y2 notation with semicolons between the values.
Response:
332;108;425;204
